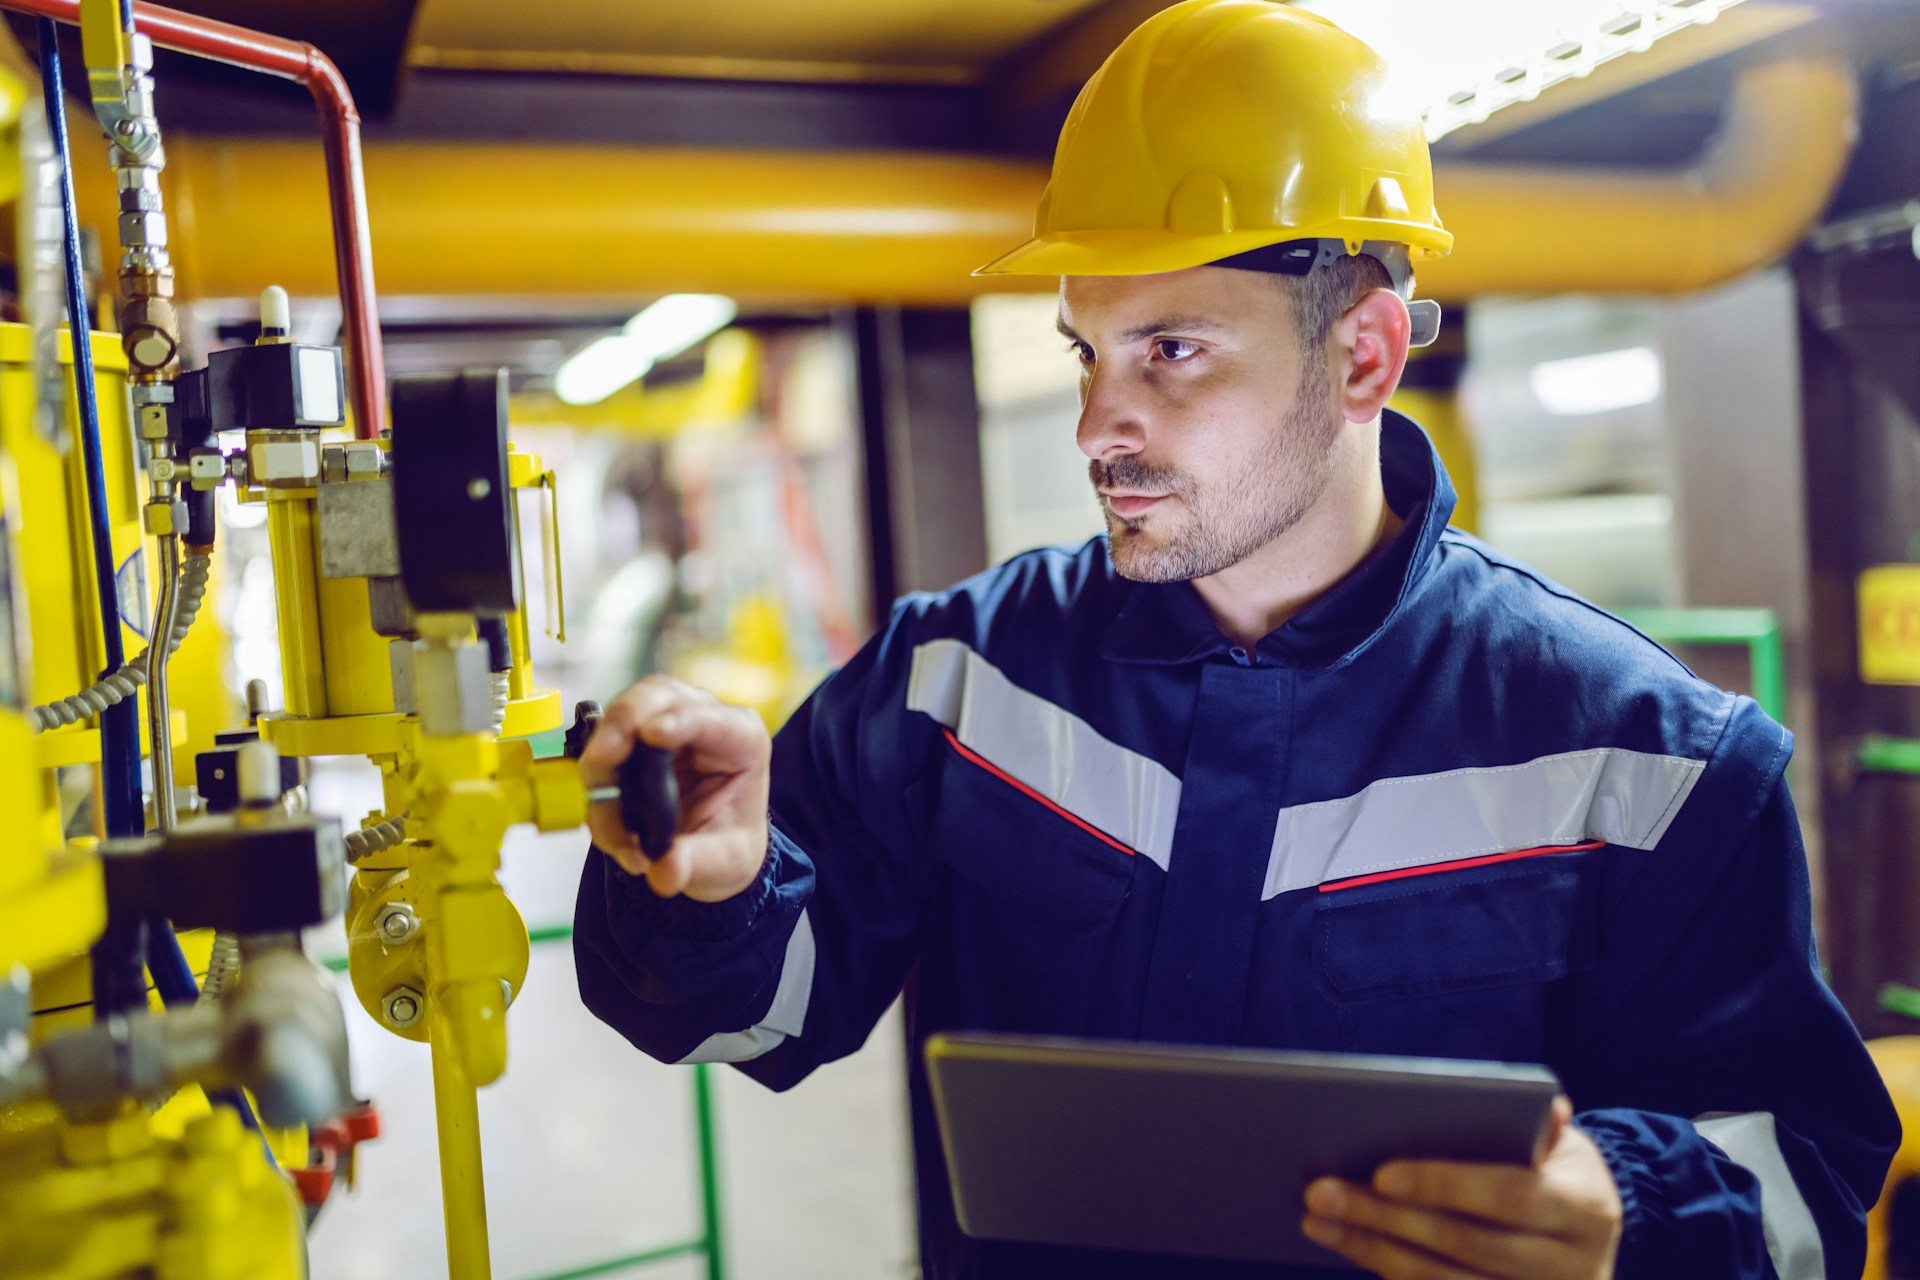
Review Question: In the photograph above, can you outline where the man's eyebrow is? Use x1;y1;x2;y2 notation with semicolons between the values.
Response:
1055;315;1229;345
1118;315;1228;343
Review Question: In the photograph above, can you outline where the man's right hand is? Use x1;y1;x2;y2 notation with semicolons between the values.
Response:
581;675;772;903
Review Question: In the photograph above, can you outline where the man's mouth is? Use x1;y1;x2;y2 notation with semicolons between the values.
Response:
1101;491;1167;519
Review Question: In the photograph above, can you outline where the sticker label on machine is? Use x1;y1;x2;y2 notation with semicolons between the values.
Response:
1858;565;1920;685
117;549;150;640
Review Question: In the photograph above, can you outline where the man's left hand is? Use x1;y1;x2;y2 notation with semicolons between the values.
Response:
1300;1097;1622;1279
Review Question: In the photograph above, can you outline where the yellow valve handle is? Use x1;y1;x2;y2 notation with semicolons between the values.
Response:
78;0;131;106
443;977;509;1087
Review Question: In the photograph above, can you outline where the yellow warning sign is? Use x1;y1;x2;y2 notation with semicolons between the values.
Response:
1859;565;1920;685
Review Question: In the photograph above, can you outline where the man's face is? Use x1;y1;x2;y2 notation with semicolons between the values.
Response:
1058;266;1342;583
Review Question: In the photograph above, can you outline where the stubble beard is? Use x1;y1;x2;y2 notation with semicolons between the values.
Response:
1093;371;1343;584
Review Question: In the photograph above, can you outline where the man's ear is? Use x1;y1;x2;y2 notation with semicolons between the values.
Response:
1332;288;1412;425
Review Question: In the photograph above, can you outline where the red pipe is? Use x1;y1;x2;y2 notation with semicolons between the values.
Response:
12;0;387;438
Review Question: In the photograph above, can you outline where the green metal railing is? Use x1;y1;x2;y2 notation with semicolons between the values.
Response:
1859;735;1920;777
1615;607;1785;725
321;924;727;1280
1881;982;1920;1022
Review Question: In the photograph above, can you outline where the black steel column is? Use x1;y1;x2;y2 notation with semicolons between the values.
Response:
850;306;990;626
1795;230;1920;1037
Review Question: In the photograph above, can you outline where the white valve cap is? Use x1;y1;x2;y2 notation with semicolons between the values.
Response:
259;285;291;337
236;739;283;807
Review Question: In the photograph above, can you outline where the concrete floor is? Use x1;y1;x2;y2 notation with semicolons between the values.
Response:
304;762;918;1280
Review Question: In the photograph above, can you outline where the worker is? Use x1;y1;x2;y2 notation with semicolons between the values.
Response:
572;2;1898;1277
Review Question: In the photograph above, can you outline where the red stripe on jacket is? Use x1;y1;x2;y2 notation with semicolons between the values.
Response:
1319;840;1606;893
943;729;1137;857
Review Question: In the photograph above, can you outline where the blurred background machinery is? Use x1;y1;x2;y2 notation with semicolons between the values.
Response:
0;3;703;1278
9;0;1920;1278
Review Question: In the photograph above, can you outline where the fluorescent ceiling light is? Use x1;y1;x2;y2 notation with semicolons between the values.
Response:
1292;0;1750;141
554;293;737;406
1529;346;1663;416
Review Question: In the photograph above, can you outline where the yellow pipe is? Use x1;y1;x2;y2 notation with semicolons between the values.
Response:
317;573;395;717
1420;60;1859;298
265;494;328;718
67;60;1854;305
430;1007;493;1280
75;143;1040;306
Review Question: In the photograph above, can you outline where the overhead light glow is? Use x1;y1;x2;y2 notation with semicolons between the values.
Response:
1529;346;1663;416
554;293;737;406
1292;0;1750;141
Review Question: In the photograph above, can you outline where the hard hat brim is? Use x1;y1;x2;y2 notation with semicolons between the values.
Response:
974;222;1453;278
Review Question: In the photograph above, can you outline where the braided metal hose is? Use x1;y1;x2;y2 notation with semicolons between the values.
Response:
31;549;212;732
490;670;509;736
345;817;408;864
197;931;242;1004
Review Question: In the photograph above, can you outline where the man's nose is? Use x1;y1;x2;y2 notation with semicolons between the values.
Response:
1076;368;1147;462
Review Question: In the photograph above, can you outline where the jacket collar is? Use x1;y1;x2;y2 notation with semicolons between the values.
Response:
1098;408;1456;669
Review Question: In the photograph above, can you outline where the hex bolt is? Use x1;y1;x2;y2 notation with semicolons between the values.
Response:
375;903;419;945
381;986;424;1030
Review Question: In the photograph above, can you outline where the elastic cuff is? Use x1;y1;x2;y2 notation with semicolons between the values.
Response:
599;842;775;943
1578;1112;1671;1278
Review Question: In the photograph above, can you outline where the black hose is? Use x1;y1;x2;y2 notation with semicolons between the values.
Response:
41;18;149;1017
478;615;512;673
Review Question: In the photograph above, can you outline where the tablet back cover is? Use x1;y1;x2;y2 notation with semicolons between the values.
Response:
927;1033;1559;1268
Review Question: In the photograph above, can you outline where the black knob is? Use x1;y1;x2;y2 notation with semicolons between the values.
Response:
565;700;601;761
620;742;679;861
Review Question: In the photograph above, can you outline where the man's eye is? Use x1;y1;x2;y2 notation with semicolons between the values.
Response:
1155;339;1200;362
1067;341;1094;364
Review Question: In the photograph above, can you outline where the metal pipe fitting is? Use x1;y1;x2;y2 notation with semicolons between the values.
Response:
0;947;352;1128
8;0;388;436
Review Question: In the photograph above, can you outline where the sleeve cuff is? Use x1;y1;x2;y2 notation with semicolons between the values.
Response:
599;839;776;942
1578;1110;1673;1278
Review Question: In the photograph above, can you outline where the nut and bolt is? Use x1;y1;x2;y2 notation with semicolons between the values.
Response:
381;985;424;1030
345;443;384;476
142;499;187;536
375;902;420;945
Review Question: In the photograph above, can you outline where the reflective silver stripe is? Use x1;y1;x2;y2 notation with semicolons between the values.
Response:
1263;747;1706;898
677;910;816;1065
906;639;1181;870
1694;1112;1825;1280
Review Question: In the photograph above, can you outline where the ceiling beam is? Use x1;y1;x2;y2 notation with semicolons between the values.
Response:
984;0;1174;147
406;45;979;88
1435;3;1818;154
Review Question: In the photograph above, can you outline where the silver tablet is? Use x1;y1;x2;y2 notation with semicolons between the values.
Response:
926;1031;1561;1269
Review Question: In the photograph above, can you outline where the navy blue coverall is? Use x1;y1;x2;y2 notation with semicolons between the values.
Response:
576;410;1898;1279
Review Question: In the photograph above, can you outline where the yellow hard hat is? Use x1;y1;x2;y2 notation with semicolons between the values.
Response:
975;0;1452;282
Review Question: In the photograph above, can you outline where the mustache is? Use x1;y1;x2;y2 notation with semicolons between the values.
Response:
1089;456;1190;495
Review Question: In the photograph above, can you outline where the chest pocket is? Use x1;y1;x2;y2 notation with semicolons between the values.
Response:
926;735;1136;1034
1313;849;1603;1063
